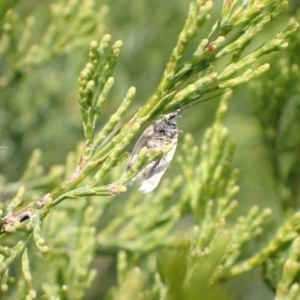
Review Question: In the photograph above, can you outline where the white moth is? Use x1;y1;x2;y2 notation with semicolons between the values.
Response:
125;112;181;193
125;90;230;193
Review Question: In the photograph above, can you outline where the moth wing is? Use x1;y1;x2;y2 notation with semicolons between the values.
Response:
139;144;177;193
125;125;154;172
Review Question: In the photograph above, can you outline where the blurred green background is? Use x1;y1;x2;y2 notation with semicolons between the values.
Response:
1;0;300;299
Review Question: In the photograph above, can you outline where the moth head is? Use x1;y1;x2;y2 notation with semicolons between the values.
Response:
165;109;182;121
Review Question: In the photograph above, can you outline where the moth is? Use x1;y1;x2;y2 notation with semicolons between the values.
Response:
125;111;181;193
125;90;230;193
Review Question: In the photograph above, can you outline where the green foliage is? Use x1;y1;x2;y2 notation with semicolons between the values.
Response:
0;0;300;299
250;14;300;212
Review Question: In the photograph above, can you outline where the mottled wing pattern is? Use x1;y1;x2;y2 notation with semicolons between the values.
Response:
125;113;179;193
139;144;177;193
125;124;155;172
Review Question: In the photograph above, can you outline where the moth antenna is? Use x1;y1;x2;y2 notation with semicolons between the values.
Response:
180;88;232;113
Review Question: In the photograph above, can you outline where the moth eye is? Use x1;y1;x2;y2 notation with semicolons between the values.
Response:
168;113;177;120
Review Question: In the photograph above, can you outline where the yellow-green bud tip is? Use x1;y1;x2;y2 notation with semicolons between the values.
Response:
62;285;68;291
90;40;98;50
129;86;136;94
87;80;95;89
103;34;112;42
115;40;123;48
119;185;127;193
107;77;114;85
139;147;148;156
